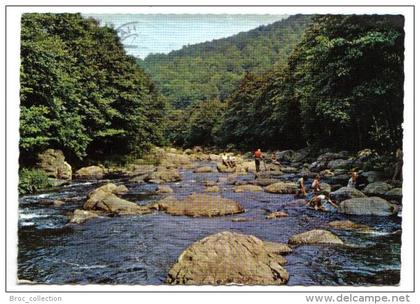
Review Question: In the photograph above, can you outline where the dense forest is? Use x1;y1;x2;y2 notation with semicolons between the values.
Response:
158;15;404;153
20;13;167;166
139;15;313;108
19;14;404;170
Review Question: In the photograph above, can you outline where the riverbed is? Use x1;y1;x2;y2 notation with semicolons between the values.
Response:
18;160;401;285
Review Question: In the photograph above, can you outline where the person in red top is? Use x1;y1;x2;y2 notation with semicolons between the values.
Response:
254;149;263;173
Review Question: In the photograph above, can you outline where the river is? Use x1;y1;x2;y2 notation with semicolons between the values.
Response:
18;160;401;285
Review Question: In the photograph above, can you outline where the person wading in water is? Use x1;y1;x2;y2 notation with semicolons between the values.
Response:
254;149;263;174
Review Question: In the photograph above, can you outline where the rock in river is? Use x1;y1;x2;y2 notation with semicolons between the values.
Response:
153;193;244;217
37;149;72;180
75;165;105;180
234;184;263;193
266;211;288;219
264;182;297;194
146;167;182;183
155;185;174;194
193;166;214;173
363;182;393;196
330;187;366;202
338;197;398;216
83;183;151;215
69;209;100;224
328;220;373;232
289;229;344;245
166;231;289;285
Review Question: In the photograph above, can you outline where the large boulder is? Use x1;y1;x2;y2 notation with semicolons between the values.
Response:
83;183;151;215
234;184;263;193
146;167;182;183
338;197;398;216
264;182;297;194
166;231;289;285
363;182;393;196
360;171;383;183
289;229;344;245
154;193;244;217
159;151;192;168
37;149;72;180
319;182;332;194
75;166;105;180
193;166;214;173
330;187;366;202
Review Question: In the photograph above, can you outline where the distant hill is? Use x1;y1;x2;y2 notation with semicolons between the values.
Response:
138;14;313;108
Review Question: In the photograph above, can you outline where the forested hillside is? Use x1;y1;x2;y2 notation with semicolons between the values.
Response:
20;13;167;166
139;15;313;108
169;15;404;153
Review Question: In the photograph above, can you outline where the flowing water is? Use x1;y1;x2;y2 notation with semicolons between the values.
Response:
18;161;401;285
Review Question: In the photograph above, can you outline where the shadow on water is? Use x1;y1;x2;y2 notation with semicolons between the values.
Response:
18;161;401;285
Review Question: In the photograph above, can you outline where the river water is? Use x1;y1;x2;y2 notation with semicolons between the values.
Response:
18;161;401;285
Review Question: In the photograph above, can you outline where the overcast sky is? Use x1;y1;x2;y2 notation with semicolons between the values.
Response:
85;14;288;59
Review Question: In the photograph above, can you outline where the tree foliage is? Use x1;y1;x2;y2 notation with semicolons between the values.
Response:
139;15;313;108
220;15;404;152
20;13;168;165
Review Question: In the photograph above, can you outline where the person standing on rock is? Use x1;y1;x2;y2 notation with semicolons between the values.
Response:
347;172;358;188
296;176;307;198
254;149;263;173
311;175;321;195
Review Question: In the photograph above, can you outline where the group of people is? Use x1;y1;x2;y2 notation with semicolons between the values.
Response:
296;175;338;212
222;153;237;168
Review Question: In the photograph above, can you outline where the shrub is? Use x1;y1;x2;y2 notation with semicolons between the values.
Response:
19;168;52;195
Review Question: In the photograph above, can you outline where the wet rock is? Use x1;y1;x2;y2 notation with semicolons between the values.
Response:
289;229;344;245
84;183;151;215
330;187;366;202
166;231;289;285
37;149;72;180
129;175;147;183
263;241;293;254
264;182;297;194
363;182;393;196
226;174;238;185
319;183;332;193
338;197;398;216
154;193;244;217
253;178;279;187
234;184;263;193
127;164;156;177
384;188;402;201
266;211;288;219
193;166;214;173
328;220;373;232
208;154;221;161
327;159;353;170
204;180;217;187
53;200;65;207
75;166;105;180
204;185;220;193
231;217;251;222
146;167;182;183
360;171;383;183
156;185;173;194
317;152;343;162
281;166;298;173
69;209;100;224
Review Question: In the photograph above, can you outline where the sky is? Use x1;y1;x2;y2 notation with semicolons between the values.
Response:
84;14;288;59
